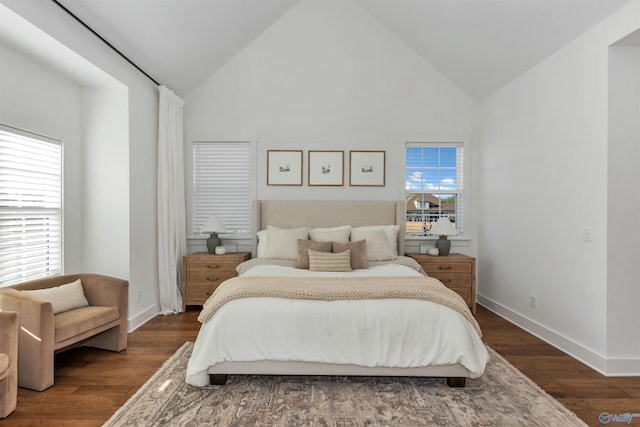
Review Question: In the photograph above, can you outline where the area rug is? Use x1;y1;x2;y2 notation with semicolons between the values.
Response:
103;342;586;426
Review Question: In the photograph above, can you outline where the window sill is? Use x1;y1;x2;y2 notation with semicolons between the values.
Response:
405;235;471;242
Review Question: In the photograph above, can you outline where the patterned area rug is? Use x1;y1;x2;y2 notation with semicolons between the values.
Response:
103;342;586;426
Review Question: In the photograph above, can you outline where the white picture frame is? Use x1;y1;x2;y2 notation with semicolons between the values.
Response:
267;150;303;186
308;150;344;186
349;150;385;186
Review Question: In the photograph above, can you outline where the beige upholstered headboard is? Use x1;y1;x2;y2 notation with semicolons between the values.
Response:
254;200;405;255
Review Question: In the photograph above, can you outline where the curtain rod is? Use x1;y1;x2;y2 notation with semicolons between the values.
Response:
50;0;160;86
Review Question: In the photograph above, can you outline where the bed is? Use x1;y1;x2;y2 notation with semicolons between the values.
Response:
186;200;488;387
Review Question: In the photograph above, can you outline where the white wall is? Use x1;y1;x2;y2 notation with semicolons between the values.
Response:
184;0;479;255
1;1;161;330
0;43;84;272
607;44;640;367
80;87;130;279
477;1;640;374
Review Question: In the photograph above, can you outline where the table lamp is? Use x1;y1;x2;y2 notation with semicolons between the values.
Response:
429;217;457;256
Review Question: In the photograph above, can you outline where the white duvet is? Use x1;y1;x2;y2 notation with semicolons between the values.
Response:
186;263;489;386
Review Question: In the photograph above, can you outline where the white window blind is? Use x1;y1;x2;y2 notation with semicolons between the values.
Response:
193;141;251;236
405;142;464;236
0;125;62;287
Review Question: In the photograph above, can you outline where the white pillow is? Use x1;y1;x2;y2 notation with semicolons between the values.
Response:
351;225;399;255
24;279;89;314
309;225;351;243
263;225;310;260
351;229;396;261
256;229;268;258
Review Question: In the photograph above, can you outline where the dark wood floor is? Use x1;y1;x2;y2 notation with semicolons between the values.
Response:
3;305;639;426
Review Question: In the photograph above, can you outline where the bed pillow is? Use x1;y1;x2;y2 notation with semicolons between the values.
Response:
332;240;368;269
256;229;268;258
295;239;332;269
309;225;351;243
23;279;89;314
263;225;310;260
350;229;396;261
308;249;352;272
351;225;399;256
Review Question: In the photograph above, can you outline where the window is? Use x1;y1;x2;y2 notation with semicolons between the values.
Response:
0;125;62;286
192;141;252;236
405;142;463;236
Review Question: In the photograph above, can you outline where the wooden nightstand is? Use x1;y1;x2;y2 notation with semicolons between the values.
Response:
182;252;250;310
407;253;476;314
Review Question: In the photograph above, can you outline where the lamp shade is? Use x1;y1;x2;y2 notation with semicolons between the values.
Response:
201;215;226;233
429;217;457;236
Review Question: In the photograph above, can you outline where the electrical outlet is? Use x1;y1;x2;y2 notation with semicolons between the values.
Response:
530;295;537;309
136;289;142;302
583;226;593;242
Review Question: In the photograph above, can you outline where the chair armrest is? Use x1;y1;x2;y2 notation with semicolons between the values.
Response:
0;311;18;360
80;274;128;308
0;288;55;342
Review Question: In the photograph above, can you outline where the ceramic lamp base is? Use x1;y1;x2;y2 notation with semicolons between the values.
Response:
206;233;222;254
434;235;451;256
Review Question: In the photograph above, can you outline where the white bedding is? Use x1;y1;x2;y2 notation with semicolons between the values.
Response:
186;263;489;386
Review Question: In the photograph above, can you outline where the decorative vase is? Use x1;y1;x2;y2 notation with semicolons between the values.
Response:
434;235;451;256
206;233;221;254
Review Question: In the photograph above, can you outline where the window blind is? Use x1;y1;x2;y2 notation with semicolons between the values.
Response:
0;125;62;287
405;142;464;236
193;141;251;236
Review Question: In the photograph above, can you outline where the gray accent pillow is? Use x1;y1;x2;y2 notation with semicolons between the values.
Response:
332;240;368;269
295;239;332;269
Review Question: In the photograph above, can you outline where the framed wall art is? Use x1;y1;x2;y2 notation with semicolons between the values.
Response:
308;150;344;186
267;150;303;186
349;150;385;186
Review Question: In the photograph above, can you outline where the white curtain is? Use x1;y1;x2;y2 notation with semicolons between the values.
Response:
157;85;186;313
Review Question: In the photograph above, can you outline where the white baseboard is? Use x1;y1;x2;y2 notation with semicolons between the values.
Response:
477;294;611;375
605;357;640;376
127;303;159;332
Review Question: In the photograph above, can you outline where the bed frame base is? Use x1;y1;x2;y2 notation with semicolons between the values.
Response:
209;374;466;388
210;374;228;385
446;377;466;387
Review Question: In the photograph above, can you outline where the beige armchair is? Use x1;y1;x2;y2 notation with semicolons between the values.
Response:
0;311;18;418
0;274;128;391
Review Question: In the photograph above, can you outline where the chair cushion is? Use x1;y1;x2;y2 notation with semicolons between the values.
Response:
0;353;8;378
54;306;120;343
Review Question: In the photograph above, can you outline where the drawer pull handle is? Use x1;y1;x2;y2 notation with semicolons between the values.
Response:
439;266;452;270
207;276;219;281
207;264;219;268
441;278;452;283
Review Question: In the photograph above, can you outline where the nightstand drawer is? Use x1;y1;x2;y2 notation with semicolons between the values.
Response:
187;270;237;285
430;273;471;288
187;284;220;301
422;262;471;274
187;260;242;271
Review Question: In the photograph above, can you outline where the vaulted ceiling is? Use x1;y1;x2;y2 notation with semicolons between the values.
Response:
40;0;637;99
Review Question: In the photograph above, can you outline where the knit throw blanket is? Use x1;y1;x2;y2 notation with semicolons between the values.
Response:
198;275;482;336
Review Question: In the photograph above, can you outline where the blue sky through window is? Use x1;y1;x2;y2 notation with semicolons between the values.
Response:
406;146;457;192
